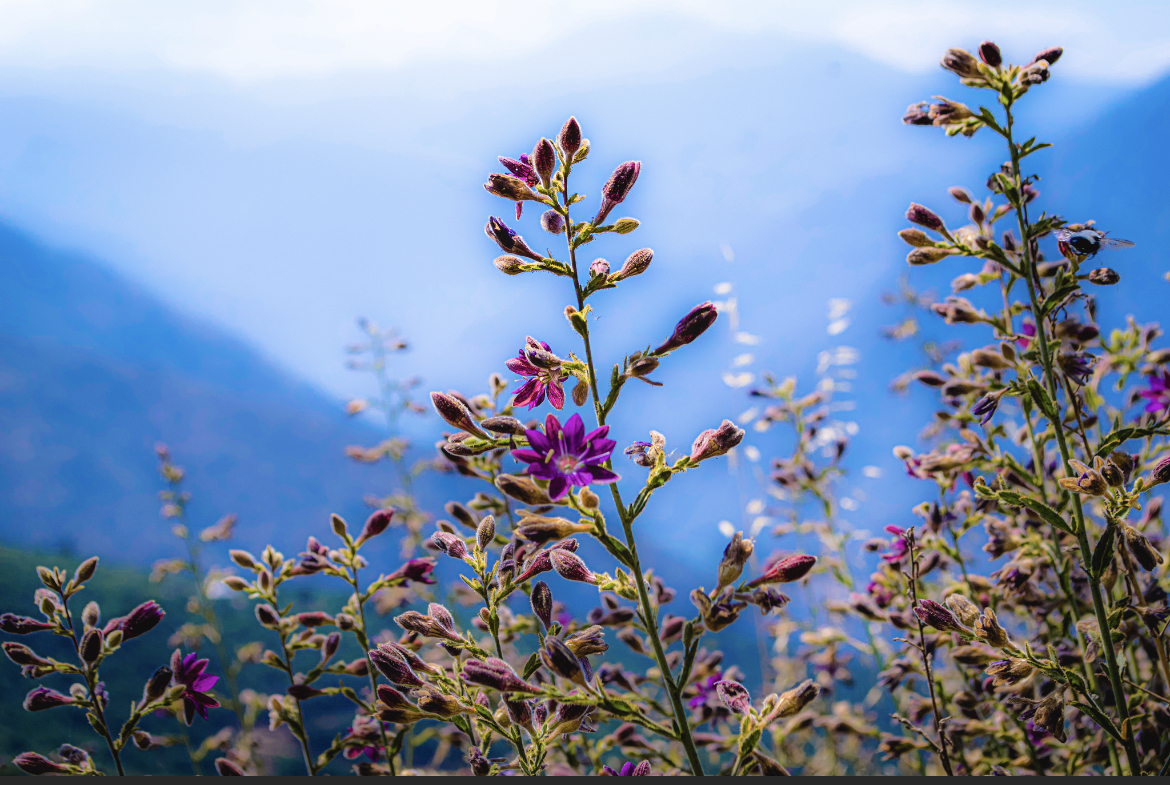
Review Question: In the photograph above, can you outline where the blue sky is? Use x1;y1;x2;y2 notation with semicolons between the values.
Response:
1;1;1168;569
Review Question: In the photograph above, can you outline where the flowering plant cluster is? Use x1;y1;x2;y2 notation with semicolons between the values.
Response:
3;38;1166;777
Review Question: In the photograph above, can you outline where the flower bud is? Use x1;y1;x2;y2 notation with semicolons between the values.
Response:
358;509;394;544
463;657;540;693
973;607;1011;649
940;48;981;79
484;173;539;202
654;302;718;355
503;695;535;734
557;117;582;158
432;532;469;560
944;594;981;627
14;752;71;775
1100;461;1124;488
295;611;333;628
431;391;487;438
550;549;597;584
80;601;100;629
517;515;591;545
614;248;652;281
541;637;585;685
985;658;1033;686
572;378;589;406
229;550;257;570
914;599;965;633
1059;459;1109;496
24;686;74;711
79;628;103;664
1123;524;1164;571
255;604;280;629
74;556;99;585
533;138;556;187
0;613;54;635
369;646;424;687
906;203;945;232
717;532;754;589
1032;692;1066;742
589;258;610;278
1088;268;1120;285
3;642;52;667
496;473;552;506
898;228;934;247
531;581;553;630
395;610;463;643
907;247;955;266
1149;456;1170;488
121;601;164;640
540;210;565;235
1109;451;1135;483
978;41;1002;67
613;217;639;234
493;254;527;275
413;684;466;718
221;576;250;593
565;625;608;657
1020;60;1050;86
691;419;745;463
595;161;641;225
746;554;816;587
715;680;751;714
482;415;526;436
1032;47;1063;66
579;487;600;509
773;679;820;718
215;759;246;776
476;515;496;552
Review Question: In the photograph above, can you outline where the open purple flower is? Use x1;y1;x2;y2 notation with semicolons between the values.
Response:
171;650;220;725
511;413;619;500
1139;371;1170;414
507;337;568;410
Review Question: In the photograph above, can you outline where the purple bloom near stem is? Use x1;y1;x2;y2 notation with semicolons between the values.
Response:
507;338;568;410
881;525;909;564
1016;320;1036;349
171;650;220;725
498;153;539;218
1139;371;1170;414
511;413;619;500
602;761;651;776
688;672;722;709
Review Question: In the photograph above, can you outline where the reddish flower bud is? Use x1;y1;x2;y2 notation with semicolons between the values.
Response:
24;686;74;711
482;416;526;436
484;173;539;202
541;637;585;685
357;509;394;544
940;48;981;78
914;599;966;633
0;614;54;635
558;117;582;158
79;628;103;664
589;258;610;278
550;549;597;584
906;203;945;232
595;161;641;225
690;420;745;463
295;612;334;628
746;554;816;587
654;302;719;355
462;657;540;693
1032;47;1062;66
121;601;164;640
369;646;424;687
14;752;71;775
978;41;1002;67
715;679;752;714
254;604;280;628
432;531;469;560
540;209;565;235
430;391;487;437
531;581;553;630
3;642;52;667
533;138;556;187
215;758;246;776
613;248;652;281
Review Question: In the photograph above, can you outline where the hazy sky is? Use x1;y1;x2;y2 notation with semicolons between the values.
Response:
0;0;1166;408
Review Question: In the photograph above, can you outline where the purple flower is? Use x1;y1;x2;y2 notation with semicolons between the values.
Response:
507;338;569;410
1140;372;1170;414
688;672;722;709
601;761;651;776
120;601;164;640
881;525;909;564
511;413;619;500
386;558;437;586
499;153;539;218
171;650;220;725
343;716;388;761
1015;319;1036;349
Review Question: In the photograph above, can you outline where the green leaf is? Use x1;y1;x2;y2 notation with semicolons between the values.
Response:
521;651;541;679
1070;700;1124;743
1025;379;1058;424
739;727;763;757
1092;524;1117;579
997;491;1074;535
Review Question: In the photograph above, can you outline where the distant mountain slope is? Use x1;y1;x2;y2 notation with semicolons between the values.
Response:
0;222;404;562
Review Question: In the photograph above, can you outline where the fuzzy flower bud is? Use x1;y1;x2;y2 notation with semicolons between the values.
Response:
0;613;54;635
1149;456;1170;488
395;610;462;643
914;599;965;633
944;594;981;627
369;646;424;687
121;601;164;640
898;228;934;247
1088;268;1120;285
463;657;540;694
1059;458;1109;496
541;637;585;685
557;117;582;158
549;549;597;584
595;161;641;225
940;48;981;79
482;415;526;436
985;658;1033;686
565;625;608;658
906;203;946;232
690;419;745;463
1123;524;1164;571
973;607;1011;649
475;515;496;552
717;532;754;589
746;554;816;587
254;604;280;629
494;254;527;275
540;210;565;235
515;515;592;545
654;302;718;355
773;679;820;719
978;41;1002;67
533;138;556;187
715;680;752;714
3;642;52;667
14;752;71;775
74;556;99;585
503;695;535;734
24;686;74;711
432;531;469;560
484;173;539;203
357;509;394;544
1032;47;1063;66
79;628;103;664
495;474;553;506
588;258;610;278
430;391;487;438
141;665;173;706
531;581;553;630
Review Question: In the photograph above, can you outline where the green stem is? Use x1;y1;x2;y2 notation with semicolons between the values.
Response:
351;566;396;776
558;166;705;777
1004;100;1141;775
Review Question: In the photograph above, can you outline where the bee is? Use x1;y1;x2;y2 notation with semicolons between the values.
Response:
1054;227;1134;260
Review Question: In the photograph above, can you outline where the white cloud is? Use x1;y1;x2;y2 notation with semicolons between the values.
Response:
0;0;1167;84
